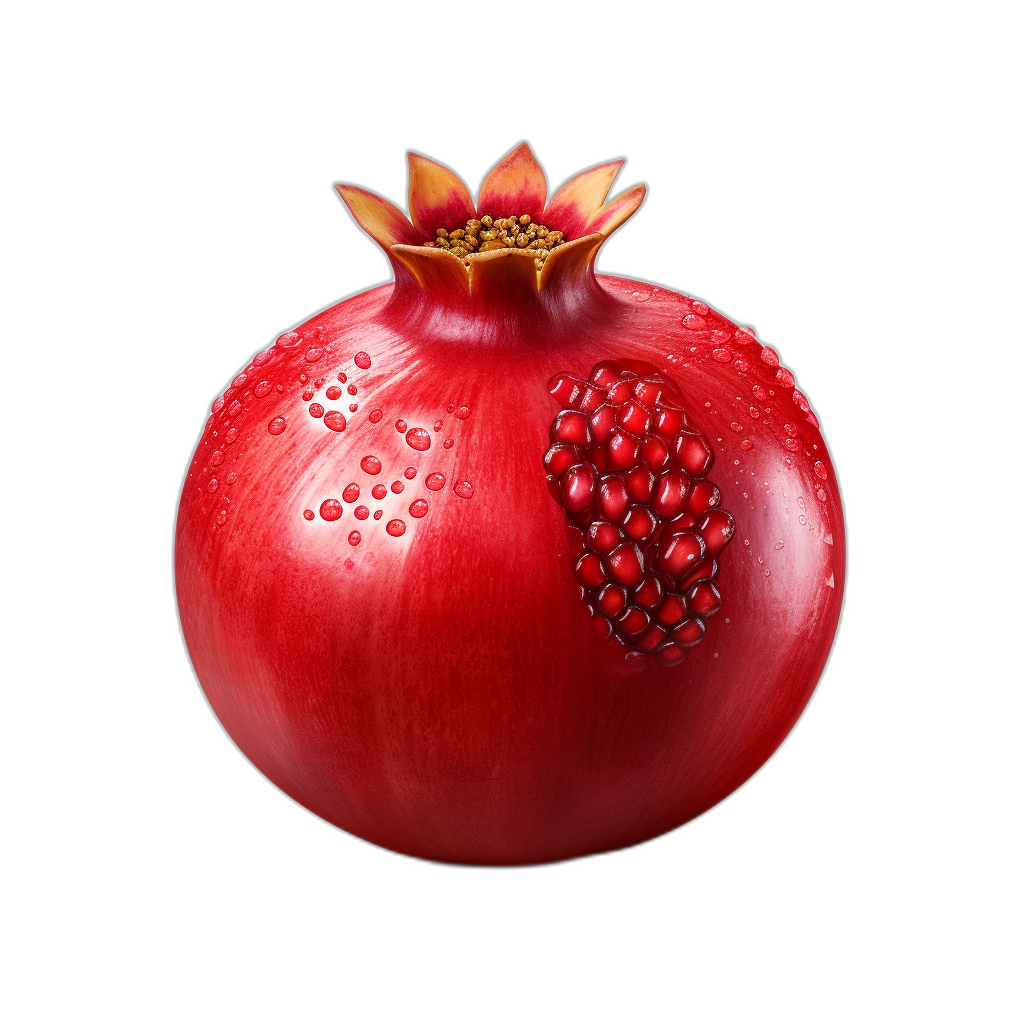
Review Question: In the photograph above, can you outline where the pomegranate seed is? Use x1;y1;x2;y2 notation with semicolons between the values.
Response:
606;432;640;469
574;553;607;589
688;581;722;616
673;432;714;476
617;606;651;635
657;530;705;575
606;543;645;586
587;521;622;554
551;410;589;445
673;618;707;647
561;464;598;513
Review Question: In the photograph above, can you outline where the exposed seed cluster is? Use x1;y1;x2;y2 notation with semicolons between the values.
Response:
423;214;567;270
543;359;735;667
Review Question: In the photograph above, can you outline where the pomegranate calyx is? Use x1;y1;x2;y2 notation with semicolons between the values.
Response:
336;144;645;323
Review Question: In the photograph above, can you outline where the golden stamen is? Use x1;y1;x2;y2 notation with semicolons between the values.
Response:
423;212;568;275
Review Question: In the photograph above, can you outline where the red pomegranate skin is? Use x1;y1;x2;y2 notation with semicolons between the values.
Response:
175;146;845;865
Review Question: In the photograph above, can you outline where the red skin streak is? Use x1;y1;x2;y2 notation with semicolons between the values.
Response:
176;272;845;866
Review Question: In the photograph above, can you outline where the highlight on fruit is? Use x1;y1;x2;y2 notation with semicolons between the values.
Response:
175;143;845;865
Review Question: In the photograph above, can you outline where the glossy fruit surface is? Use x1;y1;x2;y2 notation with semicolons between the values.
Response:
175;145;845;865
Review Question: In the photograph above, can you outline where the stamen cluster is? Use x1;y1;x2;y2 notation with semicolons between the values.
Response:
423;214;568;270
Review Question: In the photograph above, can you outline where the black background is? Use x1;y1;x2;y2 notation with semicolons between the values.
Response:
155;103;884;905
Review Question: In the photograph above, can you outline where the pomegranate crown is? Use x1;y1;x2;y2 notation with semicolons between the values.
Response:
335;143;645;300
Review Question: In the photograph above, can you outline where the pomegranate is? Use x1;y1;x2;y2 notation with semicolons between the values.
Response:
175;144;845;865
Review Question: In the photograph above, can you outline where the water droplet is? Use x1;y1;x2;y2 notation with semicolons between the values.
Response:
774;540;784;550
409;499;428;518
391;480;405;494
433;420;442;431
454;480;474;499
761;347;779;367
207;478;219;493
752;384;767;401
373;509;383;520
326;385;342;401
764;567;771;577
305;347;323;363
405;427;431;451
368;409;383;423
354;351;371;370
784;437;799;451
267;417;286;435
395;419;407;432
337;372;347;383
276;331;301;348
371;483;387;499
212;396;226;414
354;505;369;520
825;573;835;589
447;403;455;413
254;381;271;398
733;359;751;373
215;509;228;525
319;499;343;521
454;406;470;419
210;450;224;466
309;403;324;418
692;301;709;315
348;531;361;546
302;388;315;402
816;487;827;502
711;348;732;362
303;509;314;521
729;421;744;432
360;456;382;475
298;374;308;384
228;400;242;417
776;367;794;387
740;439;753;451
232;373;248;388
386;519;406;537
349;404;358;412
347;384;358;396
682;313;706;330
324;411;347;432
425;472;445;491
225;471;236;484
813;461;827;480
342;483;360;502
404;467;417;480
443;438;454;449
